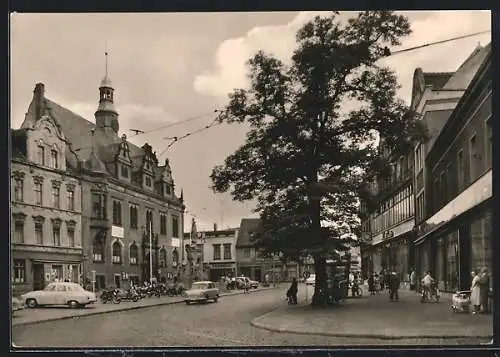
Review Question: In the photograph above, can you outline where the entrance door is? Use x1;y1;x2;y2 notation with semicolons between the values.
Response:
33;263;45;290
255;268;262;282
114;274;121;289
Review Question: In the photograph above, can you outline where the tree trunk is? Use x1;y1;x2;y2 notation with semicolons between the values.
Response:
312;255;327;306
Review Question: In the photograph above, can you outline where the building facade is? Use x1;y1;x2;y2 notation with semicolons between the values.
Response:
11;106;83;295
413;44;492;292
16;65;185;291
360;44;488;282
202;225;238;282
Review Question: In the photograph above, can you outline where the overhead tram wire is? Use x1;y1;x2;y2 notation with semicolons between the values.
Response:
388;30;491;57
130;110;216;137
157;109;227;158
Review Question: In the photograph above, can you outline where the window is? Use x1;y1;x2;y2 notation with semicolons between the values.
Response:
457;150;465;192
37;145;45;165
129;205;138;229
51;185;60;209
129;243;138;264
165;184;172;195
471;214;492;283
112;241;122;264
172;215;179;238
160;214;167;235
213;244;221;260
223;244;232;260
172;249;179;266
13;218;24;243
485;117;492;166
14;178;24;202
440;171;446;205
12;259;25;283
93;235;104;262
112;200;122;226
469;134;479;182
145;176;152;187
67;226;75;247
146;210;153;232
35;221;44;245
121;165;129;178
67;189;75;211
50;150;58;169
92;193;106;219
159;249;167;267
52;220;61;246
34;181;43;205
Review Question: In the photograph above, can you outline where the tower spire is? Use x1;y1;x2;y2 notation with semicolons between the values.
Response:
105;41;109;78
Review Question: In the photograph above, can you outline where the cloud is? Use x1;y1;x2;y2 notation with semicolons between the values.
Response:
194;10;491;103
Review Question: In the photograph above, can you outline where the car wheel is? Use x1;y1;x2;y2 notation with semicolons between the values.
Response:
26;298;37;309
214;296;219;303
185;300;190;305
68;300;80;309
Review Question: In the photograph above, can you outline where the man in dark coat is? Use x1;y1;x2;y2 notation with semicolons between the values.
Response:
286;277;298;304
389;271;400;301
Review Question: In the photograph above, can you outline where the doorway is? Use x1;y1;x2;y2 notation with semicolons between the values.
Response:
33;263;44;290
114;274;121;289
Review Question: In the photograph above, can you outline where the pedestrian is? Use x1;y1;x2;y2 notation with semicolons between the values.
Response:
421;271;435;301
478;267;490;314
368;273;375;295
374;273;380;294
470;271;480;314
410;269;417;292
286;277;298;304
244;277;250;293
379;270;385;291
389;271;400;301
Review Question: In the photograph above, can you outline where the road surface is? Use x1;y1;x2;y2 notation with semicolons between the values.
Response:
12;286;486;348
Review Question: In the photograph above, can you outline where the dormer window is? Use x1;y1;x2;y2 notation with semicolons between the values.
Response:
50;150;58;169
145;176;152;187
37;145;45;166
121;165;129;179
165;184;171;196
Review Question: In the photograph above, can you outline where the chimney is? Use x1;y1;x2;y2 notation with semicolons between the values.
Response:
33;83;45;119
213;223;218;232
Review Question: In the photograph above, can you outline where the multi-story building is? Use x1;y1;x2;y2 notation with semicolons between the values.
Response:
16;61;185;291
202;224;238;281
360;44;488;281
11;96;83;295
413;44;491;292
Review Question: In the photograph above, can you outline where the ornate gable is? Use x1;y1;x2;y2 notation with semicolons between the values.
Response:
115;134;133;164
410;68;426;111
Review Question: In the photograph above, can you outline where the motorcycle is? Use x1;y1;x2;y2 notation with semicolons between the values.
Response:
100;289;117;304
113;288;140;304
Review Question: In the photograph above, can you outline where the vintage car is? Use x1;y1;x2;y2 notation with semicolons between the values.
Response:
12;296;25;314
184;281;220;304
20;282;97;308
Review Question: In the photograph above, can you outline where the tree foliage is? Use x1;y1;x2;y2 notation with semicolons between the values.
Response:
211;11;425;304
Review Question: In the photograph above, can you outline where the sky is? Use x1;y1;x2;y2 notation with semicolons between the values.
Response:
10;10;491;232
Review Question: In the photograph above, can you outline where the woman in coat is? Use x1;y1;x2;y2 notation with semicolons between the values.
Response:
470;271;481;314
479;267;490;314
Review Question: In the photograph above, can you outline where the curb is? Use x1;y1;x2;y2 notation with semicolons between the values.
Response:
250;307;493;340
13;286;278;327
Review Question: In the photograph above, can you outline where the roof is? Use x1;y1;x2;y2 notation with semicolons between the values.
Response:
441;42;491;90
422;72;453;90
236;218;261;247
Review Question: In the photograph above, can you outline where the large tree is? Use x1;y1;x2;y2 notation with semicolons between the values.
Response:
211;11;425;306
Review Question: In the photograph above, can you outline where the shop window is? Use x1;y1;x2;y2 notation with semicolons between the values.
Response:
445;231;459;291
12;259;25;283
471;214;492;280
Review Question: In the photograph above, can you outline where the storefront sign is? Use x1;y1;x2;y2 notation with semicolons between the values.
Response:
425;169;491;228
112;225;124;238
171;238;181;248
372;233;383;246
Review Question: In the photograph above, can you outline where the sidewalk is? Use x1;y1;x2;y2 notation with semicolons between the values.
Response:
13;286;277;327
251;286;493;339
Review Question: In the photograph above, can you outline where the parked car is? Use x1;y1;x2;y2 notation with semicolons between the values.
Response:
184;281;219;304
306;273;316;286
12;296;25;314
248;279;259;289
20;282;97;309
